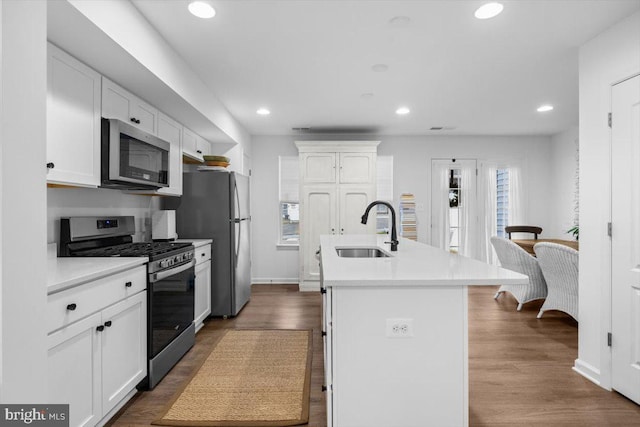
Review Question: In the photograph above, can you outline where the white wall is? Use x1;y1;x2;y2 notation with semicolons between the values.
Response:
47;188;161;248
0;0;48;402
548;126;579;239
251;136;300;283
251;134;554;283
576;10;640;388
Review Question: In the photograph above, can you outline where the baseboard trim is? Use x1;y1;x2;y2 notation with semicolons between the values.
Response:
252;278;299;285
573;358;603;388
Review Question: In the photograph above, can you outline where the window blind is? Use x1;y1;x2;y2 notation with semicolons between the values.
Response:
279;156;299;201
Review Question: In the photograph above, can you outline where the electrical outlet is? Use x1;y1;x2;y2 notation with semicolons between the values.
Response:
386;318;413;338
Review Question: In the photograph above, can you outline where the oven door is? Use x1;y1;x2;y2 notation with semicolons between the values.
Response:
148;260;195;358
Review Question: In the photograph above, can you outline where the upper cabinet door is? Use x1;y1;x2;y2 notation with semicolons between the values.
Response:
182;126;203;162
47;43;101;188
301;153;337;183
102;77;158;135
339;152;375;184
157;113;183;196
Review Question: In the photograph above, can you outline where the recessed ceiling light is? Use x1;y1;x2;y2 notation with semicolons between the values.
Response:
371;64;389;72
360;93;375;99
188;1;216;19
474;2;504;19
256;108;270;115
396;107;410;115
537;105;554;112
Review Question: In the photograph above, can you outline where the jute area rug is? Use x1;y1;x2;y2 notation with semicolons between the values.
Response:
153;329;312;427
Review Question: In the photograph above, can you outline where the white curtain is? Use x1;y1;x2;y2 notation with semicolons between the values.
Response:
508;166;524;226
459;166;476;259
479;164;498;264
431;163;450;250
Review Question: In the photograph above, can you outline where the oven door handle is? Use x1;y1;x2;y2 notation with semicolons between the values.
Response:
149;260;195;283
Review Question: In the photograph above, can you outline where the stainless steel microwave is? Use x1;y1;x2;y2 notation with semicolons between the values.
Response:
101;118;170;189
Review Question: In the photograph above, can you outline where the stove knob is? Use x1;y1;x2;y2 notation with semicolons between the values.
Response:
174;256;180;263
159;260;167;268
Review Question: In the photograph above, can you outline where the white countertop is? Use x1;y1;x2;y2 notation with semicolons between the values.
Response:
175;238;212;248
320;234;529;287
48;257;148;294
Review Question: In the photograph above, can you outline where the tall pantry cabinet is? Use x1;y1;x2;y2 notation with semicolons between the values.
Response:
296;141;379;291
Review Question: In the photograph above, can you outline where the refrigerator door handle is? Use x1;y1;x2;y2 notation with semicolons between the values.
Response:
234;179;241;221
235;215;241;269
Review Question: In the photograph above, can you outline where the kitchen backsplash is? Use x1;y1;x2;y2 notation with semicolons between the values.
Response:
47;187;161;249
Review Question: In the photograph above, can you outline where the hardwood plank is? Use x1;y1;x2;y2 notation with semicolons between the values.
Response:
107;284;640;427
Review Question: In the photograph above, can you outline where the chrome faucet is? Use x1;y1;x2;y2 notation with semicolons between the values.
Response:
361;200;398;251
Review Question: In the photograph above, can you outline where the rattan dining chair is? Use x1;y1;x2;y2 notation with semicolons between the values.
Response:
491;236;548;311
534;242;579;321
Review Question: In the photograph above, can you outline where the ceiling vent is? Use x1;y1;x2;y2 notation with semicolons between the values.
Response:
430;126;457;131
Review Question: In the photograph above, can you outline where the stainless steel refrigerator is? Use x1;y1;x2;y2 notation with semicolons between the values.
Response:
164;171;251;317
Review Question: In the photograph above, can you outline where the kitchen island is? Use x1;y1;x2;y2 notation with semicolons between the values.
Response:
320;234;528;427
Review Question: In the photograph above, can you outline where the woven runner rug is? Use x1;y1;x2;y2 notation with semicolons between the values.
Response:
153;329;312;427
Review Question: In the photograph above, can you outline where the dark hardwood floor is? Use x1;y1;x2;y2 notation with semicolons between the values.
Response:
109;284;640;427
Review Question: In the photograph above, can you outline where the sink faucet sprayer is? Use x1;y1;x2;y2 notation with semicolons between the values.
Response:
361;200;398;251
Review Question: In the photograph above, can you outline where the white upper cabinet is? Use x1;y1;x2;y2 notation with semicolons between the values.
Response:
102;77;158;135
300;151;375;184
182;126;210;162
339;152;376;184
46;43;101;188
301;153;337;183
156;113;183;196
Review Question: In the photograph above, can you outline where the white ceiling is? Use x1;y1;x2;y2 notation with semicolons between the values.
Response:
131;0;640;137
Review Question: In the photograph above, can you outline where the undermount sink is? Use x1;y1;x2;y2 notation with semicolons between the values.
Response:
335;247;390;258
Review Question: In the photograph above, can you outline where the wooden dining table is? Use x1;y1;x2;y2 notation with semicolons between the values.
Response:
512;239;579;256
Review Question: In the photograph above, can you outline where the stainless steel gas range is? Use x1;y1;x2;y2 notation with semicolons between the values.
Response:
59;216;195;389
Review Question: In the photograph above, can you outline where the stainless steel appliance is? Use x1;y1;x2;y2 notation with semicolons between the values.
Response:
59;216;195;390
101;118;170;190
164;171;251;317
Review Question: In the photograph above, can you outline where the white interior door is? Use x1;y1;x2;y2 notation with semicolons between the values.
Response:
611;74;640;404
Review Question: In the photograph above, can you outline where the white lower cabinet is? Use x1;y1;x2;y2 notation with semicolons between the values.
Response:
47;267;147;427
47;312;102;427
194;244;212;332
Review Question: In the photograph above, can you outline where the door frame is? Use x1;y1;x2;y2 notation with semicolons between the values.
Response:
608;72;640;394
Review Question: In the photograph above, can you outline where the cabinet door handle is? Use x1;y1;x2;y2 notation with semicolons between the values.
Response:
66;303;77;311
201;253;205;257
46;162;55;169
125;281;132;288
197;150;202;154
104;321;112;327
130;117;141;124
96;325;105;332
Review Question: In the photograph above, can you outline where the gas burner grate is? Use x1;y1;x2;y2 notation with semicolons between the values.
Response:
74;242;193;258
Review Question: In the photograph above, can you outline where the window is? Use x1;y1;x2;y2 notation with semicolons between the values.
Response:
279;156;299;245
496;168;510;238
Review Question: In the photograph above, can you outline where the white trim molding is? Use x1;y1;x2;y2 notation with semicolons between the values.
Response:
573;358;604;388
